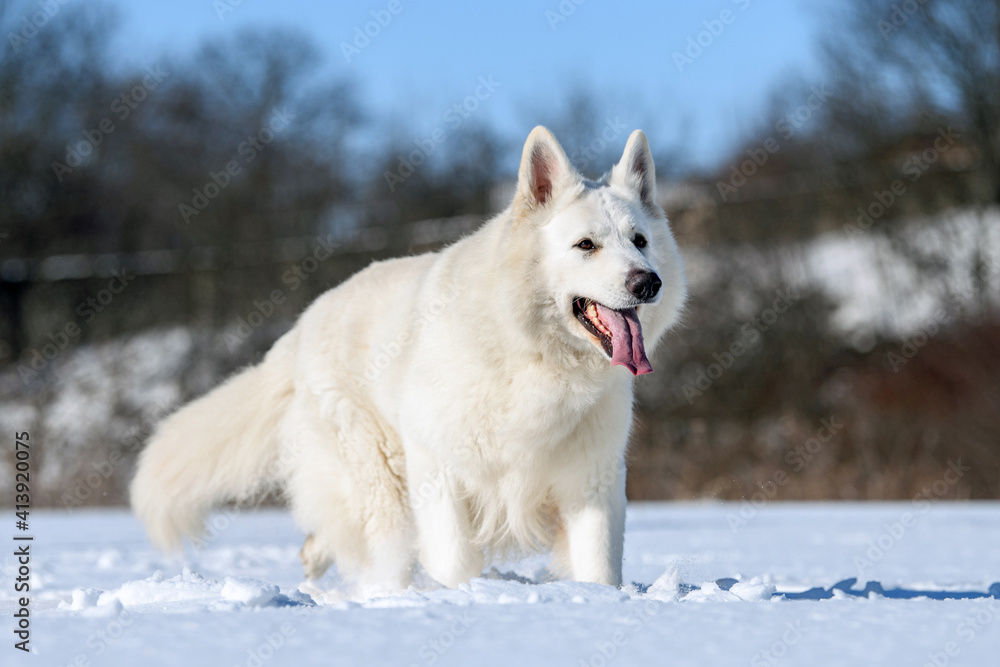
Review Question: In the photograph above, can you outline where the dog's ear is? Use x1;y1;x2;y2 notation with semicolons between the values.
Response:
611;129;656;208
513;126;578;214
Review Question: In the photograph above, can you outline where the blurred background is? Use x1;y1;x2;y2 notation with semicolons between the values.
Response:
1;0;998;508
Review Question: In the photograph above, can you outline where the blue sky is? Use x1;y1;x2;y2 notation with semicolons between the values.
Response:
104;0;827;172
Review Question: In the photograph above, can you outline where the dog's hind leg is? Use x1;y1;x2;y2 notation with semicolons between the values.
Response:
284;394;366;581
286;391;415;589
352;419;416;591
286;440;362;581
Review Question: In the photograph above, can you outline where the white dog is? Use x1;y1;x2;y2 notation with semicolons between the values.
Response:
131;126;686;589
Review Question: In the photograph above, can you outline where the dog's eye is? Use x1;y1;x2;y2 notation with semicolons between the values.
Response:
633;234;647;249
576;239;596;251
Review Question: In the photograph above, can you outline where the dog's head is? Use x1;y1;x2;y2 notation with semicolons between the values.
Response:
510;126;686;375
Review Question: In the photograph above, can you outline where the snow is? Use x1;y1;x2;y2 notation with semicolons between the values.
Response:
3;503;999;666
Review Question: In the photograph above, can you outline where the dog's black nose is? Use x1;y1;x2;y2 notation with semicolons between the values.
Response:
626;270;661;301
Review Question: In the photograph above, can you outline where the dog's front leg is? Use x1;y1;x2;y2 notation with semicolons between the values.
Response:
407;448;484;588
561;463;626;587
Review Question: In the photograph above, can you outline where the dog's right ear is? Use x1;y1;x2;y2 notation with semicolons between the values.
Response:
513;126;579;215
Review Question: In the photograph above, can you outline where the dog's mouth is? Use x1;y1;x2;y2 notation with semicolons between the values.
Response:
572;297;652;376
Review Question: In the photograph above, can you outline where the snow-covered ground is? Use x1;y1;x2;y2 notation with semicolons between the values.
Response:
3;503;999;666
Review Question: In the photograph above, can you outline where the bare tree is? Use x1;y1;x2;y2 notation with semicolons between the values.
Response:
816;0;1000;202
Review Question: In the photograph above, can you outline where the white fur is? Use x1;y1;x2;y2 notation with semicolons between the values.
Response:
130;127;687;589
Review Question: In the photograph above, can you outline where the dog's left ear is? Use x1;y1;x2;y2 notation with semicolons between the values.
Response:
611;130;656;208
514;126;579;214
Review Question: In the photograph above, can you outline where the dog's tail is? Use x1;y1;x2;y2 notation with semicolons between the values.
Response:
130;330;298;551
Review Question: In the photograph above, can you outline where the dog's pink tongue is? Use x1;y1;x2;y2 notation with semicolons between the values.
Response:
594;304;652;375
